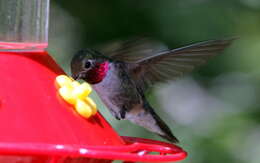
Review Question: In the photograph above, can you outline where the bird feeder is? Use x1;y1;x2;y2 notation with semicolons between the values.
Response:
0;0;187;162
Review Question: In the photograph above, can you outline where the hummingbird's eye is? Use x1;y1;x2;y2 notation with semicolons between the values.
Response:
84;61;92;69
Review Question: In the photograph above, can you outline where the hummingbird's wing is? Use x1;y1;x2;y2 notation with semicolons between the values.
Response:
128;38;235;91
100;37;234;91
99;37;168;62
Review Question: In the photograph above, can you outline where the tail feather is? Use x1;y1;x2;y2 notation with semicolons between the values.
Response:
125;101;179;143
149;107;179;143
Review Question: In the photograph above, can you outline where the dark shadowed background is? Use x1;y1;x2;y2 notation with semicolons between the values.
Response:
48;0;260;162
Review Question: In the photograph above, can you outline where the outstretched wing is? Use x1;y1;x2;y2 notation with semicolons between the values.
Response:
98;37;168;62
100;37;235;91
130;38;235;91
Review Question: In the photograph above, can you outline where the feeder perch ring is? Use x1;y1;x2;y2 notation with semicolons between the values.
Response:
0;136;187;162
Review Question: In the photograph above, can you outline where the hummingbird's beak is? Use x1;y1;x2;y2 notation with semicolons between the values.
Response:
72;71;87;80
72;74;79;80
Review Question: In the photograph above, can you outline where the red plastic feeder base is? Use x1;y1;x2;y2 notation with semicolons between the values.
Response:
0;136;187;162
0;43;187;162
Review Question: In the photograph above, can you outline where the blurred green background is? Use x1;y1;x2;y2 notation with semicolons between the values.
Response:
48;0;260;162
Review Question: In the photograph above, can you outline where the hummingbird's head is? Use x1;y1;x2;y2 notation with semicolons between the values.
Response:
70;49;109;84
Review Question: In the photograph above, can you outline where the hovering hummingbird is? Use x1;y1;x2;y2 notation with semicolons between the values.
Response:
71;37;234;143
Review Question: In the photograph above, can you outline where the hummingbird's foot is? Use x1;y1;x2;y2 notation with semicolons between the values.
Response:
110;108;126;120
110;110;122;120
120;108;126;119
114;115;121;120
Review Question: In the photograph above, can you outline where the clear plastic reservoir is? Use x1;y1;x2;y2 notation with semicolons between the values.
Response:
0;0;49;51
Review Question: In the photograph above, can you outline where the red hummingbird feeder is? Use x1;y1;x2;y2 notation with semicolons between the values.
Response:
0;0;187;162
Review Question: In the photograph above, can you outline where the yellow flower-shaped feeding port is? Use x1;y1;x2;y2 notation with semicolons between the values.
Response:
56;75;97;118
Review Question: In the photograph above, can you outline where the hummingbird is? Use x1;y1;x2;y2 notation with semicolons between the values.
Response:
70;37;234;143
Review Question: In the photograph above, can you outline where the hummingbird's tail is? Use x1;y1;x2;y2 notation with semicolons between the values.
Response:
125;102;179;143
147;105;179;143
